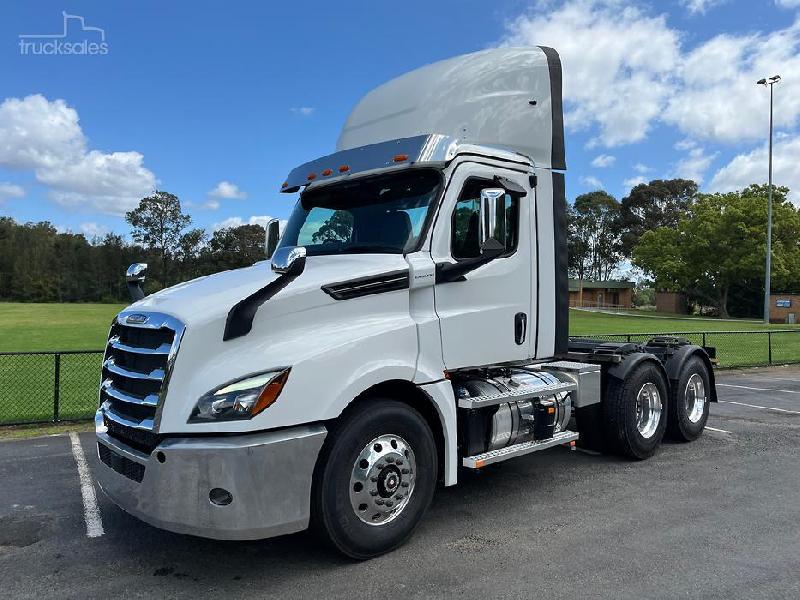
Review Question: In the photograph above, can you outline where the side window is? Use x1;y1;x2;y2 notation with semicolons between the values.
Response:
451;179;519;260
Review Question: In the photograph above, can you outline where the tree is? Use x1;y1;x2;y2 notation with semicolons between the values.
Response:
206;224;266;271
569;191;623;281
125;191;191;285
312;210;353;244
620;179;698;256
633;184;800;318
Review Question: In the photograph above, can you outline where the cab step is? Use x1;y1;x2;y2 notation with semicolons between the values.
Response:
462;430;579;469
456;381;576;409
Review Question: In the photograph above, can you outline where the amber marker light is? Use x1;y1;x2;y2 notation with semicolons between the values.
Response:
251;368;292;417
393;154;409;162
322;168;333;176
338;165;350;173
307;173;317;181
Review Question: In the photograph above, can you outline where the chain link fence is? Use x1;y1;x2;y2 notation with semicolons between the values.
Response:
0;351;103;425
571;330;800;369
2;329;800;425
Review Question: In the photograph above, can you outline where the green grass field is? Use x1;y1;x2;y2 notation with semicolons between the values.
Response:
0;303;124;352
569;309;797;335
0;303;124;425
2;302;800;425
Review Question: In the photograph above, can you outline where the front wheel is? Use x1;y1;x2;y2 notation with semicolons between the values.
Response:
667;356;710;442
311;399;437;559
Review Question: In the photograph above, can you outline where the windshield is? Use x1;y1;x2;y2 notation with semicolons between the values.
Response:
278;169;442;256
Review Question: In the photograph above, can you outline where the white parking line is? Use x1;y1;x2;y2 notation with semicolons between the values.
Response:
69;432;104;538
742;375;800;383
717;383;800;395
719;400;800;415
705;426;731;434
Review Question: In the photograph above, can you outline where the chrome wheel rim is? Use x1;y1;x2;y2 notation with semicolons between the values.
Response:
685;373;706;423
349;434;416;526
635;382;662;439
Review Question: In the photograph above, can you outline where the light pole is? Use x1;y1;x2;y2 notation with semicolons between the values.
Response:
757;74;781;324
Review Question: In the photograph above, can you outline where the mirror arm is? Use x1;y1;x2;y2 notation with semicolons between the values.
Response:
435;246;505;284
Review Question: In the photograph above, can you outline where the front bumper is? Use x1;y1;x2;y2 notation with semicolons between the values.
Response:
95;411;327;540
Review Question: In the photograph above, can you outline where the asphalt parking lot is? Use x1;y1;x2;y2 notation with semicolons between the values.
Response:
1;367;799;600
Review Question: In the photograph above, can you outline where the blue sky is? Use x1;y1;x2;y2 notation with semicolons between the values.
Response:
1;0;799;239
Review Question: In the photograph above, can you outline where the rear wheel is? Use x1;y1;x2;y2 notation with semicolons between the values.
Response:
603;362;668;460
311;398;437;559
667;356;710;442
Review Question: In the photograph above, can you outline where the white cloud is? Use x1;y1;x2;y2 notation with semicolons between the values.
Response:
209;180;247;200
709;134;800;204
503;1;680;146
674;146;717;184
290;107;315;117
212;215;275;231
503;2;800;149
664;24;800;143
680;0;726;15
623;175;647;190
591;154;616;168
776;0;800;8
580;175;604;189
79;222;110;238
0;95;157;215
633;163;652;174
0;182;25;202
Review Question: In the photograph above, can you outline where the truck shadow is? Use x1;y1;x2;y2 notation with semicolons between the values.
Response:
97;446;624;580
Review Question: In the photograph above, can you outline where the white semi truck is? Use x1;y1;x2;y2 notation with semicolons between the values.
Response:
95;47;716;558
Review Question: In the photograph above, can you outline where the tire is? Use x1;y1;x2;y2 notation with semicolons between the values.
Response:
667;356;710;442
603;362;668;460
311;398;438;559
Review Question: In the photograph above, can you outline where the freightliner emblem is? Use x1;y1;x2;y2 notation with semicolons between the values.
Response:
126;314;149;325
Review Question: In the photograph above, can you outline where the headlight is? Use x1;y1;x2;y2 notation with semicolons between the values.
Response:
189;368;291;422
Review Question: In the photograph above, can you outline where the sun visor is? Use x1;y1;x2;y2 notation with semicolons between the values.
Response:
337;46;565;170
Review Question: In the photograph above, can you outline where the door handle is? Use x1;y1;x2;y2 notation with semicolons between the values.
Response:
515;312;527;345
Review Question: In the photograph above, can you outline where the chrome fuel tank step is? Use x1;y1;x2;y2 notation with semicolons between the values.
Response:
462;430;579;469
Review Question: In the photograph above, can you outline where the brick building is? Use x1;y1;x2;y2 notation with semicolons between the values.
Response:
569;279;634;309
769;293;800;324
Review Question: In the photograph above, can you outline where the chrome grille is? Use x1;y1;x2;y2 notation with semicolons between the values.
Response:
99;311;184;453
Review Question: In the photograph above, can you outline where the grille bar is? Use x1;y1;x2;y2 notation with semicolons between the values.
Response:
103;357;165;381
103;402;155;430
108;336;171;356
101;379;159;407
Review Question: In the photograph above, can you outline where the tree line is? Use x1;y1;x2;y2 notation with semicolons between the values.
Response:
569;180;800;318
1;182;796;318
0;192;267;303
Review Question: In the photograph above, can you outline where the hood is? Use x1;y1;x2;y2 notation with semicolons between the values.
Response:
129;254;409;329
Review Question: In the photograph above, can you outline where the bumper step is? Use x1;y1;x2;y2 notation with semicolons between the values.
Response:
462;431;579;469
457;381;576;409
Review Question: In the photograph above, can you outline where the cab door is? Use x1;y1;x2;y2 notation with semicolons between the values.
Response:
431;164;533;369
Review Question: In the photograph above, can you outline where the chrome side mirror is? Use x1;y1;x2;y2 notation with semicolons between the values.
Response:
479;188;505;253
271;246;307;276
266;218;281;259
126;263;148;302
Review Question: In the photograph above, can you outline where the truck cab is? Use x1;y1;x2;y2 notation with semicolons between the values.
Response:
95;47;715;559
